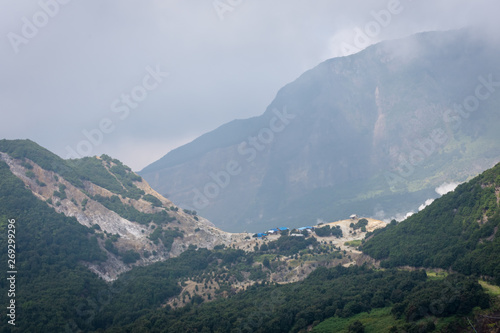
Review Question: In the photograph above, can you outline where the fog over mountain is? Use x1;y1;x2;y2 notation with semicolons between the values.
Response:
2;1;500;170
3;3;500;332
141;28;500;232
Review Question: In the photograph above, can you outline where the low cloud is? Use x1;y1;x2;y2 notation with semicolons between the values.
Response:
418;198;434;211
435;182;460;196
2;1;499;171
373;209;414;223
374;182;462;223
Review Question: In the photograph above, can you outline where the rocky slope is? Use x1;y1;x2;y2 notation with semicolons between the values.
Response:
0;140;246;281
163;217;384;309
140;28;500;232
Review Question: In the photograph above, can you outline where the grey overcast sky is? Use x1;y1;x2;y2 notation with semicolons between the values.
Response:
1;0;498;170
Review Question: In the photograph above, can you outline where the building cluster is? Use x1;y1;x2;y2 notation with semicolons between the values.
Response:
252;214;359;239
253;226;315;239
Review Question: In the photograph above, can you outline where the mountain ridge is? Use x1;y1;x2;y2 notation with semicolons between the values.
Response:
140;28;500;232
0;139;241;280
1;138;499;331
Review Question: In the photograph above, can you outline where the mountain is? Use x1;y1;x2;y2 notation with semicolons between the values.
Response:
0;139;383;331
0;139;238;281
0;139;498;331
140;28;500;232
0;139;249;331
102;161;500;332
362;161;500;285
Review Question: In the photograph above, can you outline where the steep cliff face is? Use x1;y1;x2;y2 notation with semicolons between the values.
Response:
0;143;242;281
140;29;500;232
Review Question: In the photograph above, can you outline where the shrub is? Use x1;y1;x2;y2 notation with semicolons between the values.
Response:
315;225;332;237
352;218;368;230
122;250;141;264
143;194;163;207
22;161;33;169
348;320;364;333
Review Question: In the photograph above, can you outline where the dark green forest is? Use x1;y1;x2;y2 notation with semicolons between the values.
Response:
104;267;489;333
0;159;108;331
0;139;147;200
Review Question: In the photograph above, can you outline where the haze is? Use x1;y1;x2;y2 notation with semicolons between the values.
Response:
1;0;498;170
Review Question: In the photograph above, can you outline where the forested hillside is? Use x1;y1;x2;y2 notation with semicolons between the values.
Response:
0;153;498;331
0;161;491;332
0;139;237;281
0;159;109;331
104;266;489;333
1;140;499;332
362;162;500;285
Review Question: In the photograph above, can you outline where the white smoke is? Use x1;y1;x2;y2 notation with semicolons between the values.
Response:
418;198;434;211
403;211;414;220
373;209;386;221
435;182;460;196
417;182;460;213
374;182;461;223
374;209;414;223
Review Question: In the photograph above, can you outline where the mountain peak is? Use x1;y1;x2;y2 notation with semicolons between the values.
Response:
139;29;500;232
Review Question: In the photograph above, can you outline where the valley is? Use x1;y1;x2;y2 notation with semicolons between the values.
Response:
140;28;500;233
1;26;500;332
1;139;500;332
165;217;385;309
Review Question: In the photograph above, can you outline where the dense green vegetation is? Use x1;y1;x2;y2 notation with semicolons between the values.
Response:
0;160;108;332
350;218;368;231
106;266;489;333
78;246;298;331
0;139;148;202
0;139;85;187
91;248;214;329
315;225;343;237
362;162;500;285
69;157;126;193
67;156;145;199
262;235;318;256
143;194;163;207
0;140;174;224
391;274;489;321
